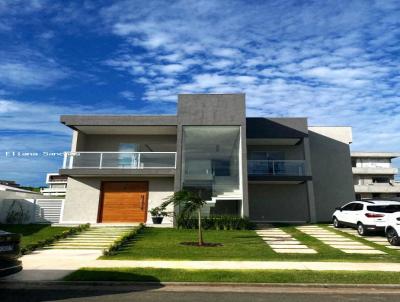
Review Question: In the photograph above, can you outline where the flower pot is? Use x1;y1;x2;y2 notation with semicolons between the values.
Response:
152;217;164;224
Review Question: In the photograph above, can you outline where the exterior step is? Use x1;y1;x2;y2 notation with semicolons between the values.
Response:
46;226;137;250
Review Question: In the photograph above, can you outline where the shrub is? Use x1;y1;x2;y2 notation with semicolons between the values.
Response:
103;224;145;256
20;223;90;255
176;215;256;230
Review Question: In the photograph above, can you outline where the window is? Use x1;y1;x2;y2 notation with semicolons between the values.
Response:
351;159;357;167
249;151;285;160
182;126;241;200
372;177;390;183
367;205;400;213
353;203;363;211
342;203;355;211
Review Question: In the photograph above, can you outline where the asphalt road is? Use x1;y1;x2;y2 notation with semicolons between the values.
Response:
1;283;400;302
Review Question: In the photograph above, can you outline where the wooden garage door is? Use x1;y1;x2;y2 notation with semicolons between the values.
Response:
99;182;148;223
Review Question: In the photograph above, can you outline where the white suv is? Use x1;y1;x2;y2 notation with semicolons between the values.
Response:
385;213;400;246
332;200;400;236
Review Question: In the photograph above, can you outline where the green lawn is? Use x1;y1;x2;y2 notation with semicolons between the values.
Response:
101;227;400;262
64;267;400;284
0;224;70;248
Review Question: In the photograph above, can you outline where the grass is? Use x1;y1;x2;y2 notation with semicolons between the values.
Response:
100;226;400;262
0;224;70;248
64;267;400;284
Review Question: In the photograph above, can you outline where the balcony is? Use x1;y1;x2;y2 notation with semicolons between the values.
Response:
352;167;398;175
60;152;176;177
354;184;400;193
248;160;311;183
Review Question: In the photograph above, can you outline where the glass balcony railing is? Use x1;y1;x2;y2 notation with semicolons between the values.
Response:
63;152;176;169
248;160;306;176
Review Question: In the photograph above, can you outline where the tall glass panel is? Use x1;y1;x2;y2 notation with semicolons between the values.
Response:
182;126;241;200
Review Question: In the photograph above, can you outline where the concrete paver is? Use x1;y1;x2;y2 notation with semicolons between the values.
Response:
331;227;397;251
256;228;317;254
297;226;385;254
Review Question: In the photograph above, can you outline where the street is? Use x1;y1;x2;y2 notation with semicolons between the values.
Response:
1;283;400;302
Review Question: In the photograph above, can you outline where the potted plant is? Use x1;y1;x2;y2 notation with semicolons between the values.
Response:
149;206;169;224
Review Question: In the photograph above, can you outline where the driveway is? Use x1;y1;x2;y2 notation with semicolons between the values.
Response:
4;249;102;281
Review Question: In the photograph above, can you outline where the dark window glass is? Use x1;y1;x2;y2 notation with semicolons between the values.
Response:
372;177;390;183
353;203;363;211
367;205;400;213
342;203;355;211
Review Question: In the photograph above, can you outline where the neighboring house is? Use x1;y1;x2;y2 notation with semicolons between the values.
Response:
40;173;68;196
351;152;400;200
0;184;43;224
58;94;355;225
0;180;21;188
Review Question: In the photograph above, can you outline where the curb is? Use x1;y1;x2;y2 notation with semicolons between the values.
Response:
2;280;400;289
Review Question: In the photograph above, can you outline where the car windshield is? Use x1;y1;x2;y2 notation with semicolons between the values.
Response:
367;205;400;213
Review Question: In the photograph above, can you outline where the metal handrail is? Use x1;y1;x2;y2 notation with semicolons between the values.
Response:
247;159;306;176
63;151;177;169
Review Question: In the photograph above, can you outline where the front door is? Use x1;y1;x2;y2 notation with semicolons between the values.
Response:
99;181;148;223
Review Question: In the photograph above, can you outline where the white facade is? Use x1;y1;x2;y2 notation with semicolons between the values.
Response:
40;173;68;196
351;152;400;200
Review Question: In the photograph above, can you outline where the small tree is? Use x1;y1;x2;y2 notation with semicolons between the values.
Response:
163;190;207;246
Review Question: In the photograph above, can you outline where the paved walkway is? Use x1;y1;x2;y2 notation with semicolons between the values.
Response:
4;249;102;281
82;260;400;272
297;226;385;254
332;227;400;250
256;227;317;254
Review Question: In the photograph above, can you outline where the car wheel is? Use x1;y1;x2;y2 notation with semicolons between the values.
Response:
357;223;368;236
333;217;342;228
386;228;400;246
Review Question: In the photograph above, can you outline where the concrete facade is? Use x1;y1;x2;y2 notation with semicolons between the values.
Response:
62;177;174;224
308;127;355;221
351;152;400;200
59;94;355;224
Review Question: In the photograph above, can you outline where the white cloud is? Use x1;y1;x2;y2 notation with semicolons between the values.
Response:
0;62;68;87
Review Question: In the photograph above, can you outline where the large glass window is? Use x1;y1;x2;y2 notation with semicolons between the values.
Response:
182;126;241;200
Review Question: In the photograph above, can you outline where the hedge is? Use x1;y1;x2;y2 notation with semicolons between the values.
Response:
176;215;256;230
103;224;145;256
21;223;90;255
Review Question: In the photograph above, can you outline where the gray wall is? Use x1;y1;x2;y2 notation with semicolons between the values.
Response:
62;177;174;224
248;183;309;222
247;144;305;160
308;131;355;222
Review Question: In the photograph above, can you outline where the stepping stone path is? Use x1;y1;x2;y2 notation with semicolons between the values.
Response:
332;227;400;250
297;225;385;254
256;227;317;254
47;226;135;250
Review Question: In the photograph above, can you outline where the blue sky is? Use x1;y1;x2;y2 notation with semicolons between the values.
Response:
0;0;399;186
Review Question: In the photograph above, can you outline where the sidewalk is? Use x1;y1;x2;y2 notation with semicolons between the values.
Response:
5;248;400;281
87;260;400;272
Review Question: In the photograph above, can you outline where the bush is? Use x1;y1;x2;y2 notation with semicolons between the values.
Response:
21;223;90;255
176;215;256;230
103;224;145;256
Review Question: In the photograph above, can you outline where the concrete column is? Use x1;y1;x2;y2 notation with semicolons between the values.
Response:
303;137;317;223
240;125;249;217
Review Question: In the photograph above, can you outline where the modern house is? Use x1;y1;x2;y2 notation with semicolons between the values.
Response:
40;173;68;197
58;94;355;225
352;152;400;200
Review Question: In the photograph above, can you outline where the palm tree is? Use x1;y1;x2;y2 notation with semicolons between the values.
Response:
162;190;207;246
